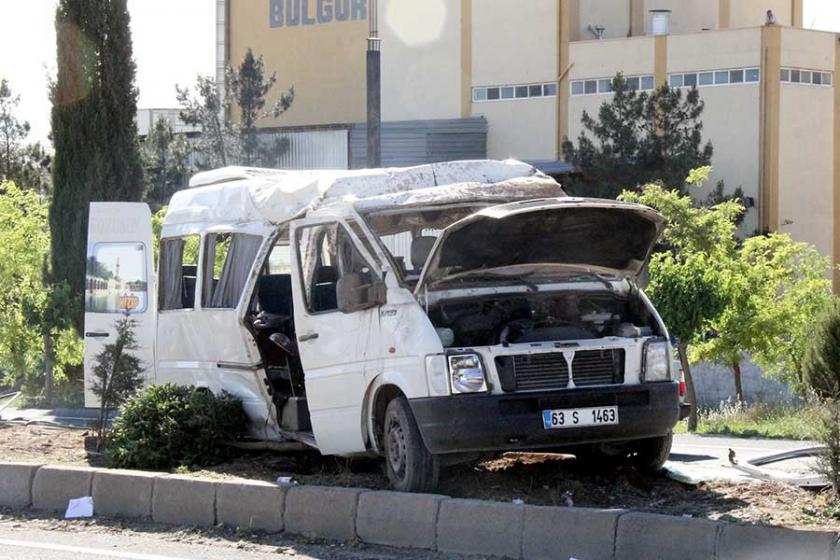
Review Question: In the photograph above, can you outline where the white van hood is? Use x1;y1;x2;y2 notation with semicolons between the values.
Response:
415;198;665;291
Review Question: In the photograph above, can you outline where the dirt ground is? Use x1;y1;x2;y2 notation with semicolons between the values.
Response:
3;423;839;531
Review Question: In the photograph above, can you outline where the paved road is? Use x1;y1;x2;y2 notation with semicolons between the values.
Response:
0;520;459;560
668;433;819;483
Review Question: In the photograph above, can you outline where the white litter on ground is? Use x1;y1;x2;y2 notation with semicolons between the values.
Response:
64;496;94;518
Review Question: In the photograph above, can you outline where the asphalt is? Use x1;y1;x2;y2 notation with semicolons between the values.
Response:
668;432;820;484
0;522;460;560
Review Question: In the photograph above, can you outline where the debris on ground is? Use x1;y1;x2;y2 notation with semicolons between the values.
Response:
4;424;840;530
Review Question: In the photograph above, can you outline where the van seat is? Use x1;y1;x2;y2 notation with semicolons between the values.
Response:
258;274;293;317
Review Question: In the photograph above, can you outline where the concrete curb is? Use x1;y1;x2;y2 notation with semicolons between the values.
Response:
2;462;839;559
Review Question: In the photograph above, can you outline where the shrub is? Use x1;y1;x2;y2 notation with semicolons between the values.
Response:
803;299;840;400
802;299;840;496
106;383;247;470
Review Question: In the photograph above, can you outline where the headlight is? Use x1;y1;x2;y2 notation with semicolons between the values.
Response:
448;353;487;394
643;341;671;382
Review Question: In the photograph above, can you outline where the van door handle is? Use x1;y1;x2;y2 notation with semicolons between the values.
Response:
298;333;319;343
85;331;109;339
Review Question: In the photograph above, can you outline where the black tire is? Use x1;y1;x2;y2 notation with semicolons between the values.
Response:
632;431;673;473
383;396;439;493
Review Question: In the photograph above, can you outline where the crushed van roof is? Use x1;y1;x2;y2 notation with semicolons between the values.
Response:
163;160;564;231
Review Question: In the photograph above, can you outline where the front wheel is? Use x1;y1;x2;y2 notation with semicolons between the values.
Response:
383;396;439;492
631;431;673;473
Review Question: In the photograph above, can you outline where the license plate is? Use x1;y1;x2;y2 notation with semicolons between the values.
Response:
542;406;619;429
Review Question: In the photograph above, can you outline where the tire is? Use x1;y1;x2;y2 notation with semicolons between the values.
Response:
382;396;440;493
632;431;673;473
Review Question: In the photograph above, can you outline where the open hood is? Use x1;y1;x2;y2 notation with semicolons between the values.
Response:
415;198;665;292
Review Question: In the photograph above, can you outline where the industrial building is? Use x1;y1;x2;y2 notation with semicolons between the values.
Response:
217;0;840;286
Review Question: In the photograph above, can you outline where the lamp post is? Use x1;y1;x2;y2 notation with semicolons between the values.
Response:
366;0;381;168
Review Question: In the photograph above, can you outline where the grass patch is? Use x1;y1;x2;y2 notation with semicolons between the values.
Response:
675;401;821;440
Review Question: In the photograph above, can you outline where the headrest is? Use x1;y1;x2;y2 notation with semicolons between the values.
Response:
257;274;292;315
411;236;437;270
315;265;339;284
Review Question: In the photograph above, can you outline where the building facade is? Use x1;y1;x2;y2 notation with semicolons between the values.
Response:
222;0;840;287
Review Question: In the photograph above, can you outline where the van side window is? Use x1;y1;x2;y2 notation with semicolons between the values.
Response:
202;233;264;309
85;242;148;313
159;235;199;311
297;223;375;313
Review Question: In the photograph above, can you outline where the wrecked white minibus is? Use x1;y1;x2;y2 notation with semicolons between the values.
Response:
83;159;687;492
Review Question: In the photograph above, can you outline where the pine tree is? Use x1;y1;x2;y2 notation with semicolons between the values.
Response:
562;74;713;199
50;0;144;332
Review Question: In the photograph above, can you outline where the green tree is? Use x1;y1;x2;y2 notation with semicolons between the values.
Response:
621;168;736;429
801;299;840;496
141;117;191;207
50;0;144;333
177;49;294;169
0;79;30;181
227;48;294;166
91;315;144;450
563;75;713;199
694;234;831;398
176;75;240;168
0;181;82;394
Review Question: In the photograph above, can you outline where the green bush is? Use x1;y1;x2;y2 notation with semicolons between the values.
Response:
106;383;247;470
803;299;840;400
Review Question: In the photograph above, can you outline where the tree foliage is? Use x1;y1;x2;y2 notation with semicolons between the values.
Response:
106;383;247;470
227;49;294;166
50;0;145;332
91;315;144;447
0;79;51;194
141;117;191;207
177;48;294;169
563;75;713;199
803;299;840;400
622;169;832;402
0;181;82;391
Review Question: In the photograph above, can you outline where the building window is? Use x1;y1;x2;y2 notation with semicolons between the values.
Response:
669;67;759;89
780;67;833;87
569;74;654;97
474;82;558;102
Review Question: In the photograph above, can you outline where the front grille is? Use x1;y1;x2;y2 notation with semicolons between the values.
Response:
502;349;625;392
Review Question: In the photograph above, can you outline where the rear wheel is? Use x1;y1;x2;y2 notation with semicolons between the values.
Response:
383;396;439;492
631;431;673;473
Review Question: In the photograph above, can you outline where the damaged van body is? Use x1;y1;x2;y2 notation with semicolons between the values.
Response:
83;160;687;492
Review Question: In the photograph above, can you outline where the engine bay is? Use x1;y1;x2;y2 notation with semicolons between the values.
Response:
427;289;660;348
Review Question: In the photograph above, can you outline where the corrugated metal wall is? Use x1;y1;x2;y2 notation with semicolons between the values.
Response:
349;117;487;169
256;128;349;169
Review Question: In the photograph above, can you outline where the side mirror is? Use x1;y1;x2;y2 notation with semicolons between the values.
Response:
337;272;387;313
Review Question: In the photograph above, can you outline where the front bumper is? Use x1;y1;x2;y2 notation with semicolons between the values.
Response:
408;382;680;455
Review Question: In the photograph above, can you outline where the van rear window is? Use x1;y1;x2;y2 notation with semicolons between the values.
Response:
85;242;148;313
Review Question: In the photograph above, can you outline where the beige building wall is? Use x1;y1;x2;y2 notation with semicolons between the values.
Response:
480;98;557;160
471;0;557;86
777;27;836;263
644;0;718;35
380;0;462;121
729;0;794;28
567;37;656;145
577;0;632;40
228;0;368;127
471;0;558;160
669;29;762;234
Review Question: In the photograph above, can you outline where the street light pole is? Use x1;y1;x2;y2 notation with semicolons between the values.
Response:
366;0;381;168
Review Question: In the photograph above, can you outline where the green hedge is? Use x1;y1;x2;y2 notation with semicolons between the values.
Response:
106;383;247;470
